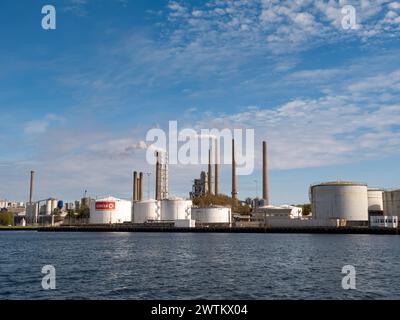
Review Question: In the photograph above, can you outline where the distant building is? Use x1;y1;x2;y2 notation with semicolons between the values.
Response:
0;200;25;209
370;216;398;229
75;200;80;211
253;205;303;221
81;197;91;209
383;189;400;219
65;202;75;211
190;171;208;199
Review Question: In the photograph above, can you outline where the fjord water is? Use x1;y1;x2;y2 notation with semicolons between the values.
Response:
1;231;399;299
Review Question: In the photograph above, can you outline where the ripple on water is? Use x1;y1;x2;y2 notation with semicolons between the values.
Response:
0;232;399;299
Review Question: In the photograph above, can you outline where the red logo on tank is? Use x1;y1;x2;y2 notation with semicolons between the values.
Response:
95;202;116;210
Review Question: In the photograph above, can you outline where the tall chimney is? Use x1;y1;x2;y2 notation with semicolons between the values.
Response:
262;141;269;205
139;172;143;201
155;152;161;200
29;170;35;203
215;139;219;196
231;139;238;201
133;171;138;202
208;148;213;195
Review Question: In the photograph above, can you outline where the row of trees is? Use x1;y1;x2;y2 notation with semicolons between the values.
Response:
192;194;251;215
192;194;312;216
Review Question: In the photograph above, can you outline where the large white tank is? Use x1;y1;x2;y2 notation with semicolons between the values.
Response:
45;199;53;215
90;196;132;224
191;207;232;224
367;188;383;212
51;198;58;212
160;198;192;221
133;199;160;223
310;182;368;221
383;189;400;218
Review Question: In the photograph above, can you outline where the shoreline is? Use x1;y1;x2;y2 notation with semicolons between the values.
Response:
0;226;399;235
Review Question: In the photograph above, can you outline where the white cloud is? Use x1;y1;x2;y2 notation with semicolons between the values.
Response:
389;2;400;10
163;0;399;55
348;70;400;92
24;114;63;135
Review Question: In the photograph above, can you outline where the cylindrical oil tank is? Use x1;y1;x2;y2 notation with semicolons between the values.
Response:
51;199;58;212
45;199;52;215
191;207;232;224
160;198;192;221
133;199;159;223
367;188;383;212
57;200;64;210
310;182;368;221
89;196;132;224
383;189;400;218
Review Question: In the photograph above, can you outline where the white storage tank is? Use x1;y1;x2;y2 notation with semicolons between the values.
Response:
160;198;192;221
90;196;132;224
132;199;160;223
51;198;58;212
191;207;232;224
45;199;53;215
367;188;383;212
310;181;368;222
383;189;400;218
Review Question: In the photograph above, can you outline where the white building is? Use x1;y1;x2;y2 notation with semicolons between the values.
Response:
253;205;303;220
0;200;25;209
370;216;398;229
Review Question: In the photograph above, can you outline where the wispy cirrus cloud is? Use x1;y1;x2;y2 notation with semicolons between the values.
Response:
24;114;64;135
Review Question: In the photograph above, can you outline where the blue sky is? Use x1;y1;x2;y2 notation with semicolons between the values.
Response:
1;0;400;204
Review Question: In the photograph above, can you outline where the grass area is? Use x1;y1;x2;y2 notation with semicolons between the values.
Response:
0;226;37;230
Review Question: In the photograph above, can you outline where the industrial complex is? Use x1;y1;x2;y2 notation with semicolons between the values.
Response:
4;140;400;231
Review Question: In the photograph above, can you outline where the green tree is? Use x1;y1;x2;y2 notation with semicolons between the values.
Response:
0;211;13;226
76;207;90;219
296;203;311;216
192;194;251;215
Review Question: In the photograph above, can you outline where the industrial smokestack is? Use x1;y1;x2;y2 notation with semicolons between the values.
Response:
215;139;219;196
29;170;35;203
232;139;238;201
262;141;269;205
135;176;139;201
208;148;213;195
155;152;161;200
133;171;138;202
139;172;143;201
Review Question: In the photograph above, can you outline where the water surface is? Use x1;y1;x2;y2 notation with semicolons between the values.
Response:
0;231;399;299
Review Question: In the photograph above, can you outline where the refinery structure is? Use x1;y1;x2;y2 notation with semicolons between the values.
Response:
7;139;400;231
